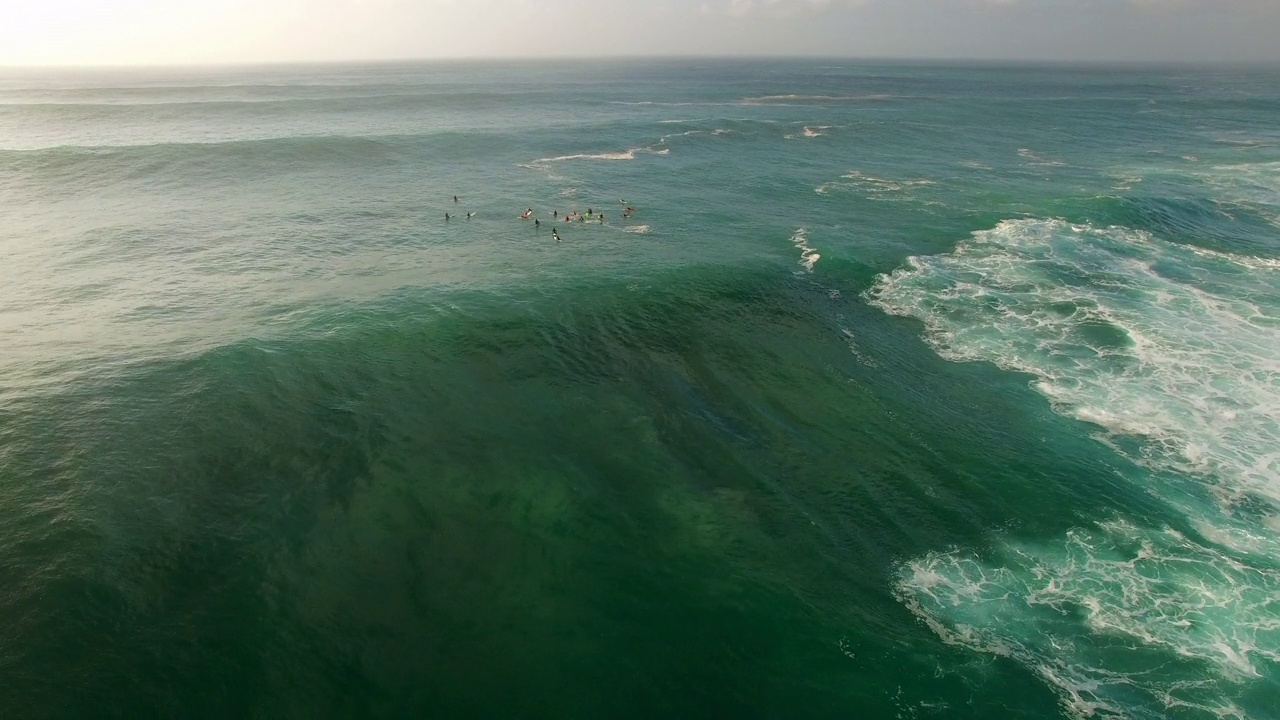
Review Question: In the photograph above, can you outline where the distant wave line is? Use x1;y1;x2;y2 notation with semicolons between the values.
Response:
0;91;556;110
0;130;496;155
741;94;901;103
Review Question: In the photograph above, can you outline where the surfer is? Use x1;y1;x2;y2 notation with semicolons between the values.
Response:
453;195;458;203
445;212;450;221
598;213;605;223
520;208;532;219
534;219;540;228
467;212;474;219
552;228;561;243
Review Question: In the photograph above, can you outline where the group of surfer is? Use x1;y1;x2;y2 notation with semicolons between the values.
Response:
445;196;639;243
444;195;476;222
521;201;639;243
530;208;606;223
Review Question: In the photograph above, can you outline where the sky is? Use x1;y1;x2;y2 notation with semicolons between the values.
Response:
1;0;1278;66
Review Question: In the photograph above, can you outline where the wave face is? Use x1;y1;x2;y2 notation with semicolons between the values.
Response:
2;59;1280;718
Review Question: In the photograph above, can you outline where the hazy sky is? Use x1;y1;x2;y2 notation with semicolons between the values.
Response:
2;0;1279;66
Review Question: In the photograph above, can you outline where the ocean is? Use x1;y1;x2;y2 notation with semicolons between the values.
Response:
0;59;1277;718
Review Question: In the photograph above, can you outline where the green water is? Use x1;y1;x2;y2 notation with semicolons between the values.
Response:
1;60;1277;718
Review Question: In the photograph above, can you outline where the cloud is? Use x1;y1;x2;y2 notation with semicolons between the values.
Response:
710;0;868;18
1128;0;1280;10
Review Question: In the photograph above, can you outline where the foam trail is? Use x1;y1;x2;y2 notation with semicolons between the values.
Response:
816;170;934;196
741;94;898;103
532;149;639;163
792;228;819;272
1019;148;1067;167
785;125;833;140
869;218;1280;719
659;129;708;141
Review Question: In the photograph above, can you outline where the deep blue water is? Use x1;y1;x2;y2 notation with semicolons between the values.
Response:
1;59;1278;718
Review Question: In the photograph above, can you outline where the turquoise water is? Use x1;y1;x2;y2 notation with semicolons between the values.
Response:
1;59;1278;718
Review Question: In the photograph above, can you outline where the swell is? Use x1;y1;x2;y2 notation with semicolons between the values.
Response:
0;265;818;714
0;89;566;111
1079;194;1280;258
0;253;1157;716
0;131;525;191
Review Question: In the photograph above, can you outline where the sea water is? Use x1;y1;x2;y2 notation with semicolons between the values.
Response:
0;59;1277;718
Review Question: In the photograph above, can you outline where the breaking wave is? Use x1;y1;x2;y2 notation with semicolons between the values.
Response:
869;218;1280;719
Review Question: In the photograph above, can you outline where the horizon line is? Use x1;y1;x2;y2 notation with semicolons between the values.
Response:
3;53;1279;72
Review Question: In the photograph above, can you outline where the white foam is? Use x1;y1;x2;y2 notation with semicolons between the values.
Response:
792;228;819;272
897;520;1279;719
1018;148;1068;167
785;125;834;140
869;218;1280;718
623;225;650;234
659;129;704;142
532;149;639;163
656;128;732;145
816;170;934;196
607;100;741;107
1112;174;1144;191
874;218;1280;525
741;94;896;103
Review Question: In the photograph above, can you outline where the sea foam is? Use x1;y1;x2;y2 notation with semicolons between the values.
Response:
791;228;819;272
816;170;934;196
869;218;1280;719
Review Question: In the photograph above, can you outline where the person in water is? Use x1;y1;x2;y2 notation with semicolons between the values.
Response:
534;218;540;228
445;212;450;220
587;208;593;217
598;213;605;223
453;195;458;203
552;228;561;242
